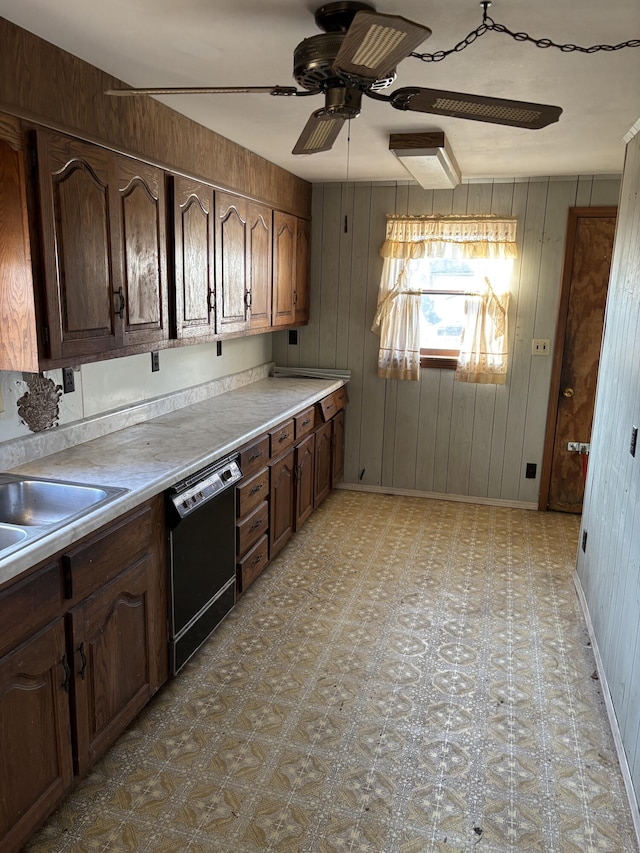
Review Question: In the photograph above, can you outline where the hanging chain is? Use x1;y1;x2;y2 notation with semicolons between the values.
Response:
411;1;640;63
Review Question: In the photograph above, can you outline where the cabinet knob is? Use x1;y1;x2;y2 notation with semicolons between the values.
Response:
562;387;575;398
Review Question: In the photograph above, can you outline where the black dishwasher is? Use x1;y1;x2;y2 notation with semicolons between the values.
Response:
165;454;242;673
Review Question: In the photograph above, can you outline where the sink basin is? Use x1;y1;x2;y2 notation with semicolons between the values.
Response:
0;522;28;550
0;480;112;526
0;474;128;560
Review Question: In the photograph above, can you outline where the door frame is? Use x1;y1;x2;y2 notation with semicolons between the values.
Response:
538;206;617;511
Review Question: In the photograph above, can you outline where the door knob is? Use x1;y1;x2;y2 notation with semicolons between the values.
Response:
562;387;575;398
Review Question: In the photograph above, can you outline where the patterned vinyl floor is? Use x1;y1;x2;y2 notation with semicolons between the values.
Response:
26;490;639;852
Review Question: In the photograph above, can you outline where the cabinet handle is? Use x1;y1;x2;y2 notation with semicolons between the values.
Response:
301;419;311;427
252;552;263;567
250;518;263;532
245;290;252;308
78;642;87;680
278;432;291;443
249;452;264;462
61;653;71;693
208;289;215;312
114;286;125;318
249;483;264;496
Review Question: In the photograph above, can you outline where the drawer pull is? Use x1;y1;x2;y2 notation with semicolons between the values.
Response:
278;432;291;443
249;483;264;496
301;419;311;427
61;654;71;694
252;553;263;567
78;642;87;680
250;518;264;532
249;451;264;462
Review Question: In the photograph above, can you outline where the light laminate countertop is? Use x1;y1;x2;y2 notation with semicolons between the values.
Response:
0;376;343;588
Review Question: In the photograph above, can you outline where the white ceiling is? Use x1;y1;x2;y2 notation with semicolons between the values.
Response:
1;0;640;183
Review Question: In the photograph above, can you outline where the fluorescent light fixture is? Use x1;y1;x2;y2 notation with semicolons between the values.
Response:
389;131;461;189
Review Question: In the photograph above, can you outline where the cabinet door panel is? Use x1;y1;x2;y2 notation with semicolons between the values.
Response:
70;558;152;775
36;130;119;359
116;159;168;345
295;217;311;324
294;433;315;531
172;176;215;337
248;202;272;330
314;420;333;507
269;447;295;557
272;211;296;327
0;619;73;852
215;193;249;334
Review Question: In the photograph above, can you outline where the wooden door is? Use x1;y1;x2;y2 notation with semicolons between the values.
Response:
540;207;616;512
269;447;295;557
295;217;311;324
172;176;216;339
272;211;296;327
0;619;73;853
314;420;333;507
115;156;168;347
294;432;315;531
35;130;120;360
69;558;152;775
0;115;38;372
248;202;272;331
215;192;250;335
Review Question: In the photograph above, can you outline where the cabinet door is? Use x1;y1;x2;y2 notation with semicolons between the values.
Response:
35;130;120;360
269;447;295;557
69;557;153;775
248;201;272;331
295;217;311;325
0;619;73;853
331;408;345;486
314;419;333;507
272;210;296;327
115;156;169;347
172;176;216;339
0;115;38;372
294;432;315;531
215;192;250;334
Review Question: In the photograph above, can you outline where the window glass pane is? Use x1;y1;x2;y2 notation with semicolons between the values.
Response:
420;293;465;349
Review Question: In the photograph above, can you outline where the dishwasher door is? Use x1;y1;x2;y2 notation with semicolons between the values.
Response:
166;459;240;673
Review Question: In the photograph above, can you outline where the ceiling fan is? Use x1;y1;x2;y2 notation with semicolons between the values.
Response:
107;0;563;156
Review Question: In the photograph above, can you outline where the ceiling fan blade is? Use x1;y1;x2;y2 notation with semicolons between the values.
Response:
390;87;562;129
292;110;346;155
333;11;431;82
106;85;299;96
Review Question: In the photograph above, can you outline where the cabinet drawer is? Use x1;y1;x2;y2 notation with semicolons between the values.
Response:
318;393;338;421
295;406;315;440
333;386;349;411
238;435;270;478
237;467;269;517
0;561;64;657
237;534;269;593
63;504;153;601
269;419;294;457
237;500;268;557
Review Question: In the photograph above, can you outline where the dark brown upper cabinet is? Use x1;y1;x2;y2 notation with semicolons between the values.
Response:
273;211;310;328
34;130;168;364
171;176;216;340
215;192;273;335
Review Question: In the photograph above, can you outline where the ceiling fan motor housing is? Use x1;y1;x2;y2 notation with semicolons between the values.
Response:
293;33;396;93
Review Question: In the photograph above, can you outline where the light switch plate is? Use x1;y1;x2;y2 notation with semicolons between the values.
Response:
532;339;550;355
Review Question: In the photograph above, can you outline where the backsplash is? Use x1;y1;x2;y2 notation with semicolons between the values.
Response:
0;336;273;469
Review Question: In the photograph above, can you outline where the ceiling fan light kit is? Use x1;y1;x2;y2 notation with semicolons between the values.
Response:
389;132;461;189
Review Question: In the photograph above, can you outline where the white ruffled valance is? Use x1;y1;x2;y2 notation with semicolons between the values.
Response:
380;214;518;261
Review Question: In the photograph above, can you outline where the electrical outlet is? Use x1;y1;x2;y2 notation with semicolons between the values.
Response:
216;341;223;357
62;367;75;393
531;339;550;355
288;329;298;345
151;351;160;372
525;462;537;479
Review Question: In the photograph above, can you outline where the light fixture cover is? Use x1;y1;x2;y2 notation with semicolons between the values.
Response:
389;131;461;189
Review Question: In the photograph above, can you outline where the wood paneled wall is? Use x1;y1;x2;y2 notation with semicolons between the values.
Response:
577;128;640;801
0;17;310;218
273;176;620;504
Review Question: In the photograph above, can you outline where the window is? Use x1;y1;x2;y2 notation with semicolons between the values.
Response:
412;256;514;369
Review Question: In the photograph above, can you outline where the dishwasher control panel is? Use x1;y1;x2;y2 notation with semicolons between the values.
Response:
168;455;242;519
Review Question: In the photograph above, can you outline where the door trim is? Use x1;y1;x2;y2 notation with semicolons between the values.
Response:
538;206;617;511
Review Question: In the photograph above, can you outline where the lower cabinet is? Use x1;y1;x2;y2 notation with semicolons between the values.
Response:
235;387;348;594
0;496;167;853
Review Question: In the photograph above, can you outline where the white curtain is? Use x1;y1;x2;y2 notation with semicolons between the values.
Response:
372;215;517;382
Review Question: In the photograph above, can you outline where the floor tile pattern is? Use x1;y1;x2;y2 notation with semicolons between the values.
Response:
26;491;639;852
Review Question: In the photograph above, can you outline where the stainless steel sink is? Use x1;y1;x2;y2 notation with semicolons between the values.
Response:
0;474;128;560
